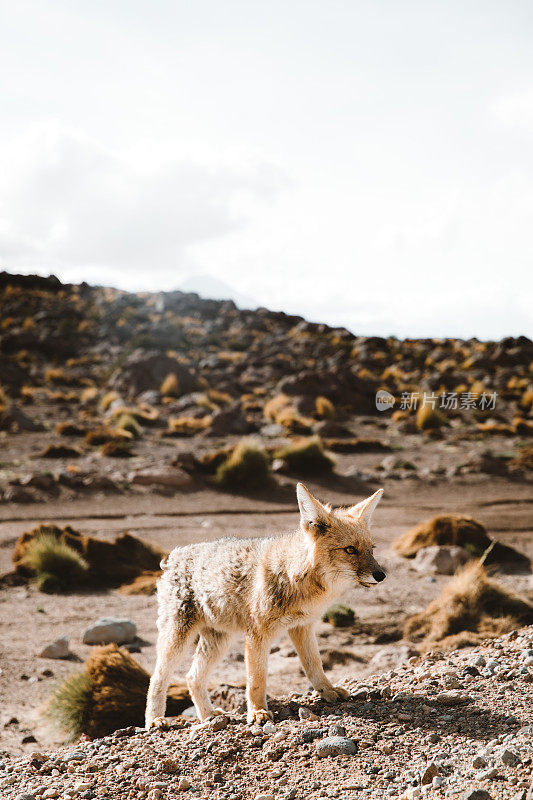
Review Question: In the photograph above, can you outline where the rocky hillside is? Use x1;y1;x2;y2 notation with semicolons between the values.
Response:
1;628;531;800
0;271;531;505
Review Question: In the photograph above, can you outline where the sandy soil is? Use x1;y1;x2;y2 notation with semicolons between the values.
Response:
1;476;531;757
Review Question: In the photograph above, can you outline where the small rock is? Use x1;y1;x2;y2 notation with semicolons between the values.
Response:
473;756;488;769
160;759;179;773
178;777;191;790
461;791;494;800
328;724;346;736
501;748;520;767
421;763;439;785
209;714;228;732
39;636;70;660
82;618;137;645
316;736;357;757
263;721;276;735
433;776;445;788
435;690;471;706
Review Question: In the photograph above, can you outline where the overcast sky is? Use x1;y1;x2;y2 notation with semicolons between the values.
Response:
1;0;532;338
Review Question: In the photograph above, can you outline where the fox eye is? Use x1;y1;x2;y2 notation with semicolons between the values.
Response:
344;546;358;555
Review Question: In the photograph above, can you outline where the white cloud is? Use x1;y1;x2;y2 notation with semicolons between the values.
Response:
491;88;533;130
0;122;285;287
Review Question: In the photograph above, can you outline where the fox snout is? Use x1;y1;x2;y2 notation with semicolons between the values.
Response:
372;568;386;582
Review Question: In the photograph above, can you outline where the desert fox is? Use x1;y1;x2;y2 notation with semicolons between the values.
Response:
145;483;386;727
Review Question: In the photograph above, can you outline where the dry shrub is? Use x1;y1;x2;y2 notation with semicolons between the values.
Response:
207;389;232;405
85;427;132;446
45;644;190;740
404;563;533;649
21;534;89;593
101;440;134;457
99;391;120;412
519;388;533;414
264;393;291;421
477;420;514;435
315;396;335;420
513;416;533;436
46;390;79;403
275;436;335;476
109;404;159;424
276;407;314;433
39;443;81;458
215;439;272;491
80;386;98;405
114;413;143;438
394;515;530;571
160;372;180;397
56;422;87;437
322;603;355;627
13;524;165;591
117;571;160;595
166;416;211;436
416;404;447;431
263;393;314;431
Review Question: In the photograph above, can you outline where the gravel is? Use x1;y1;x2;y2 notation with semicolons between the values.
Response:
0;626;531;800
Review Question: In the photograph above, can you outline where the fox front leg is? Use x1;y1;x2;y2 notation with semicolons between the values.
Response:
289;624;349;702
244;633;274;724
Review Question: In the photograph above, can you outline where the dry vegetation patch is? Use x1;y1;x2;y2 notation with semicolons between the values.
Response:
46;645;190;740
404;563;533;649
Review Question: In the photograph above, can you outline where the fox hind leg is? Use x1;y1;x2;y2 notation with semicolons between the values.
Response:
145;624;196;729
186;628;232;720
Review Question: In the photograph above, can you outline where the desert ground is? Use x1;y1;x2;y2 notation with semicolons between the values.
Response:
0;273;531;775
1;474;531;756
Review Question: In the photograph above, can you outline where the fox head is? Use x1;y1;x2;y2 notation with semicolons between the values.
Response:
296;483;386;588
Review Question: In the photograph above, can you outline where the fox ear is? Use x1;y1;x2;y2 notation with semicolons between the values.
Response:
296;483;326;526
348;488;383;526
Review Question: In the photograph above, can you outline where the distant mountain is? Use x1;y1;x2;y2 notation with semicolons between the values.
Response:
178;274;257;310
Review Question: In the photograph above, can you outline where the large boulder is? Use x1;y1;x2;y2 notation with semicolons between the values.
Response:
109;351;198;398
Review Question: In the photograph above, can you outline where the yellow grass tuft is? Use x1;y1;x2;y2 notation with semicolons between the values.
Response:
21;534;89;593
404;562;533;649
167;416;211;435
45;645;190;740
315;396;335;420
274;436;335;476
416;404;447;431
215;439;272;491
160;372;180;397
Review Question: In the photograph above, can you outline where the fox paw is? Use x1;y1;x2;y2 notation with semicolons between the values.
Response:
247;708;273;725
318;685;350;703
149;716;169;730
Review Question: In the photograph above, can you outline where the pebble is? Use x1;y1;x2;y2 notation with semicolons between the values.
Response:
178;777;191;790
501;748;520;766
209;714;228;732
262;722;276;735
38;636;70;659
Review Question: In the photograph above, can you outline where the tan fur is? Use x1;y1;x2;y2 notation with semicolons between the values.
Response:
145;483;385;727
